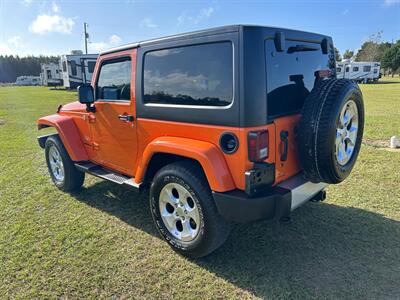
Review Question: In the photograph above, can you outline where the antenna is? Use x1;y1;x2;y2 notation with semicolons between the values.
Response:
84;22;89;54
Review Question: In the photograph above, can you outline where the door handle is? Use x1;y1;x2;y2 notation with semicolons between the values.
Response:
118;114;134;122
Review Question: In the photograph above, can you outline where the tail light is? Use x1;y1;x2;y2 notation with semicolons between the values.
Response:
248;130;269;162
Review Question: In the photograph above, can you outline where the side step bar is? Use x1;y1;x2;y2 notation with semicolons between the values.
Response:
74;161;140;189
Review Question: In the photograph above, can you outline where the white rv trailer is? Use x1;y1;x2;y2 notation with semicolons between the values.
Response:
59;50;98;89
40;63;62;86
15;76;41;86
336;61;381;83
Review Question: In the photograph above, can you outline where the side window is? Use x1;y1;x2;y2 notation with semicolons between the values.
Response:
373;69;378;73
88;61;96;73
345;67;350;72
336;67;342;72
353;67;359;72
96;58;131;101
62;61;67;72
143;42;233;107
70;61;77;76
363;66;371;72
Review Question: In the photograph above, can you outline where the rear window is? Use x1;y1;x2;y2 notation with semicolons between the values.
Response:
143;42;233;107
265;39;332;118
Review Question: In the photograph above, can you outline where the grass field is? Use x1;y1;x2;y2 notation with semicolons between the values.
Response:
1;78;400;299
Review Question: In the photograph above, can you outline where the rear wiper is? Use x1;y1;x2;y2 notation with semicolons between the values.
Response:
287;44;319;54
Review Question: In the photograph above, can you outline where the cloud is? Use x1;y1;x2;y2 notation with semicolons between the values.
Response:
52;2;60;13
200;7;214;18
7;36;23;48
341;8;349;15
29;14;74;34
0;36;27;55
21;0;33;5
0;43;14;55
384;0;400;5
109;34;122;45
177;6;216;26
88;35;123;53
140;18;158;29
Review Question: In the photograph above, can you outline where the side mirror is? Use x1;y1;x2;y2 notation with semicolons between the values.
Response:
78;84;94;104
78;84;95;112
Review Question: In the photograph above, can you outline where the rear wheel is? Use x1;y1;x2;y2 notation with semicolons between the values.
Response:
149;161;231;258
45;135;85;192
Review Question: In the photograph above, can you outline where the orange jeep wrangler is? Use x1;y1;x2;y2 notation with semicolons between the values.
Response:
38;25;364;258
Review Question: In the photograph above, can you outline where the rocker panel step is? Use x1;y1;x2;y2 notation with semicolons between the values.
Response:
74;161;140;188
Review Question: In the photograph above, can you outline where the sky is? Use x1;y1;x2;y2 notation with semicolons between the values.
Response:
0;0;399;57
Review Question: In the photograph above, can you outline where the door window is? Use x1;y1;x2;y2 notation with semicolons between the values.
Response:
96;58;131;101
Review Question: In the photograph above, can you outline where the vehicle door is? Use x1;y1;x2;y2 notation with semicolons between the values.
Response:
89;49;138;176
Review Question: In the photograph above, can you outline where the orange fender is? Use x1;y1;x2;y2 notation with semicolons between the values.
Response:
38;114;89;161
135;137;235;192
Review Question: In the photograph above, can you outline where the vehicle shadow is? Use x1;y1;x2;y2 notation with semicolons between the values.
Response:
73;180;400;299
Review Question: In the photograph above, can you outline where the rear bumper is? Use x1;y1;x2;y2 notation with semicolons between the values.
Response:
213;173;327;223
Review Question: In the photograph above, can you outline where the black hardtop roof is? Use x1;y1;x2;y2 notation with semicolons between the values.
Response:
100;24;331;55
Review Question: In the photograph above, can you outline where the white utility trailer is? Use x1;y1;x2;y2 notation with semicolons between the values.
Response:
336;60;381;83
59;50;98;89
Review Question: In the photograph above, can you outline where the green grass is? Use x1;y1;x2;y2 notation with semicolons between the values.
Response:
1;79;400;299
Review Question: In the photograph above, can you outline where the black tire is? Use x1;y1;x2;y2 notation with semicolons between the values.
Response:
149;161;231;258
45;135;85;192
298;79;364;184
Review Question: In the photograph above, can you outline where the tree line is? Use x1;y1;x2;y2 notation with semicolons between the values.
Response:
0;55;59;83
1;31;399;83
334;31;400;76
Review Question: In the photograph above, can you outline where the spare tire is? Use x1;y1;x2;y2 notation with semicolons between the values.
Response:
298;79;364;184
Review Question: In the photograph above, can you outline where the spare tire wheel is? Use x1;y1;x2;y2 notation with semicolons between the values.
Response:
298;79;364;184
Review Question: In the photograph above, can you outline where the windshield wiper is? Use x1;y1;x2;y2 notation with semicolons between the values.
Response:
287;44;319;54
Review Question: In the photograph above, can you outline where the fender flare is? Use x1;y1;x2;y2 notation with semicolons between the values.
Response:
37;114;89;161
135;137;235;192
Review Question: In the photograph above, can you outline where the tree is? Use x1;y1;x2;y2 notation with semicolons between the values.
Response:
354;31;391;62
334;47;341;61
381;42;400;77
343;49;354;59
0;55;59;83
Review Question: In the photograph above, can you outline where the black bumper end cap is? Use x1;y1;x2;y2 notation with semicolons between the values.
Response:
212;187;291;223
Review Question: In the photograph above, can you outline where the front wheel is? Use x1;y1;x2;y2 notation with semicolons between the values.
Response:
149;161;231;258
45;135;85;192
